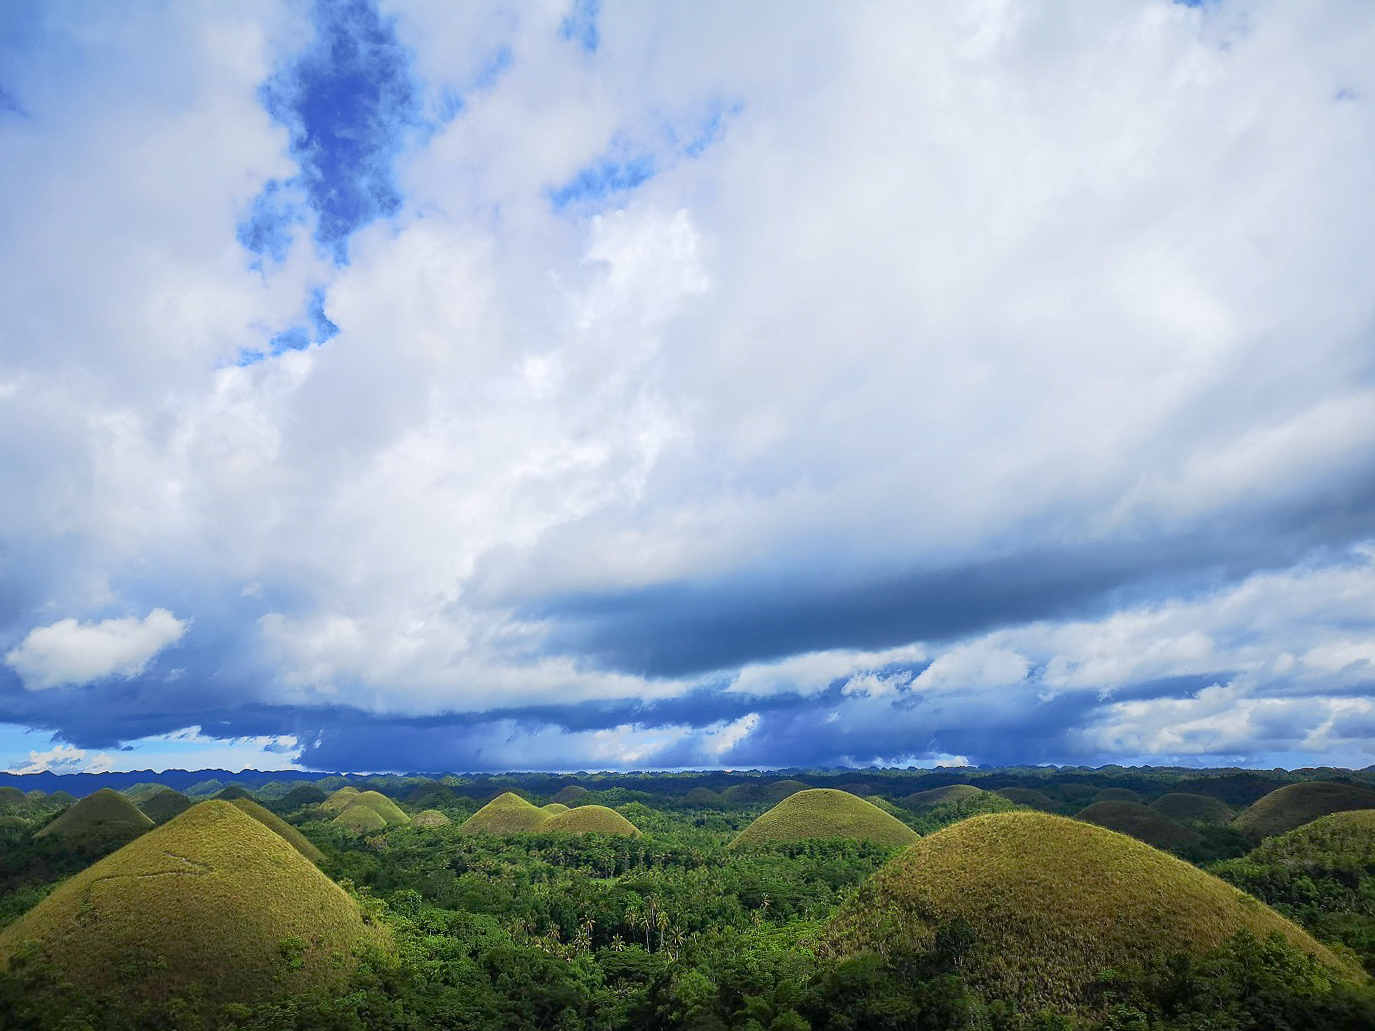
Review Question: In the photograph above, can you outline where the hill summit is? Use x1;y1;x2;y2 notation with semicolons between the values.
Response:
459;791;552;834
0;801;387;1022
822;811;1349;1014
1234;781;1375;839
544;805;641;836
730;789;919;849
35;788;153;841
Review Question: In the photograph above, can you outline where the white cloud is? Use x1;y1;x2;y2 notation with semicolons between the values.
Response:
6;609;188;691
7;743;116;775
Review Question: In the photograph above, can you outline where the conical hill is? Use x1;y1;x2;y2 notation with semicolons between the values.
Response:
544;805;641;836
229;797;324;863
459;792;552;834
35;788;153;841
730;789;919;849
902;784;985;808
0;802;387;1019
553;784;592;805
542;802;571;814
334;802;388;833
822;812;1350;1014
1248;809;1375;865
995;787;1059;811
1076;800;1202;849
1234;781;1375;839
412;809;451;828
351;790;409;825
137;787;194;825
1150;792;1235;825
322;786;361;812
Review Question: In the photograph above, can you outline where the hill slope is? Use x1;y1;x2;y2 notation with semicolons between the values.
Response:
821;812;1349;1013
459;792;552;834
35;788;153;841
543;805;641;836
1234;781;1375;839
1151;792;1235;825
1248;809;1375;866
229;797;324;863
136;787;194;825
730;789;919;849
902;785;985;808
1076;800;1202;849
0;802;386;1020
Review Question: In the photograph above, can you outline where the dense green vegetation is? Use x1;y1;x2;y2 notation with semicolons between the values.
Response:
0;767;1373;1029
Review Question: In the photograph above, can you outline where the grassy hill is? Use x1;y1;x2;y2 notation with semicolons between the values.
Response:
279;783;328;809
1076;800;1202;849
721;783;766;804
542;802;571;814
334;802;389;834
459;792;552;834
902;784;985;808
1151;792;1235;825
761;779;812;803
684;787;721;805
322;786;361;812
136;787;194;825
412;809;451;828
352;790;410;826
0;786;28;807
1248;809;1375;866
730;789;919;849
821;811;1351;1014
35;788;153;841
552;785;592;805
544;805;642;836
1235;781;1375;839
995;787;1060;811
0;801;386;1021
1091;787;1142;804
212;784;255;801
228;798;324;863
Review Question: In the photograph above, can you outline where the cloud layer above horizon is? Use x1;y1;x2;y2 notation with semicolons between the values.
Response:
2;0;1374;774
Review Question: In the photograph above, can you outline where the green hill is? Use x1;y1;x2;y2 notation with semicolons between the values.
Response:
334;802;389;834
1248;809;1375;866
761;779;812;803
996;787;1060;811
0;786;29;807
412;809;452;828
1151;792;1235;825
553;785;592;805
137;787;194;825
1091;787;1142;804
47;790;76;806
1076;801;1202;849
542;802;571;814
902;784;986;808
730;789;919;849
1235;781;1375;839
212;784;255;801
821;812;1351;1014
0;801;386;1021
228;798;324;863
721;783;766;804
322;786;361;813
543;805;641;836
459;792;552;834
684;787;721;805
352;790;410;826
35;788;153;841
279;783;328;809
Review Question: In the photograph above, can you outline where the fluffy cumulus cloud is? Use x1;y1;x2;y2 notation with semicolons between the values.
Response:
6;610;188;691
2;0;1374;772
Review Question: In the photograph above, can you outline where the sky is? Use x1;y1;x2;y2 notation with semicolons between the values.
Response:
1;0;1374;775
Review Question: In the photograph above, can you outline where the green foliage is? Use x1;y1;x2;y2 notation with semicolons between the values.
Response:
137;786;194;824
731;789;919;850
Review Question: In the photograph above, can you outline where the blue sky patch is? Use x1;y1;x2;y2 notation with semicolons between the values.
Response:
236;178;307;265
561;0;600;54
255;0;421;265
548;153;656;211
